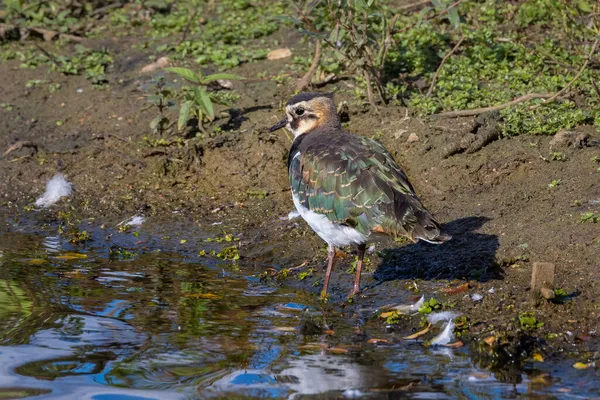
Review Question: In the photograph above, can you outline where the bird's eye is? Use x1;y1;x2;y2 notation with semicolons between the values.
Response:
295;108;305;116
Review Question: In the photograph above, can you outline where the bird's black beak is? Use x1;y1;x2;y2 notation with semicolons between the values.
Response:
269;118;287;132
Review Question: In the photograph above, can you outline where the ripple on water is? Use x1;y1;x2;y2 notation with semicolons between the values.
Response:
0;232;598;399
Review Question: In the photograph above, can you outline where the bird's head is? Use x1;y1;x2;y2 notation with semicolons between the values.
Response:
269;92;340;137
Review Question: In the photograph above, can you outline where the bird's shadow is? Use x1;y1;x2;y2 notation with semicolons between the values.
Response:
374;216;502;283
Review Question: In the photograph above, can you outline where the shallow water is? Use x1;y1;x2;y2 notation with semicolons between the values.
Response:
0;230;597;399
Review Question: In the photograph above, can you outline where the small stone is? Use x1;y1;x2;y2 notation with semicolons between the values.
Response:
531;262;555;299
140;56;171;73
549;130;589;149
267;48;292;60
216;79;233;89
407;133;419;143
540;287;555;300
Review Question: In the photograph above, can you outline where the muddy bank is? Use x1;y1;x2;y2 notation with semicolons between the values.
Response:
2;21;600;376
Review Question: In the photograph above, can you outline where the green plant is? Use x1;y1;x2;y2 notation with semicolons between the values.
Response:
216;246;240;261
551;151;567;161
145;77;176;135
519;312;544;330
548;179;561;188
579;212;600;223
418;298;442;314
290;0;416;107
164;66;244;132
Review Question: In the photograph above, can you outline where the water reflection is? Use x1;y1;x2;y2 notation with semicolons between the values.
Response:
0;232;597;399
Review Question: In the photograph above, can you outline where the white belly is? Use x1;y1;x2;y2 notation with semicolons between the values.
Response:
292;193;366;247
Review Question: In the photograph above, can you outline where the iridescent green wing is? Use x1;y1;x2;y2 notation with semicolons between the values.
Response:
289;133;427;237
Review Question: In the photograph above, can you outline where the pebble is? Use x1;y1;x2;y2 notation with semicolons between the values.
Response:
407;132;419;143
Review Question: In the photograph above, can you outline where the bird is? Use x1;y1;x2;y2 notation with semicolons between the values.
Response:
269;92;450;300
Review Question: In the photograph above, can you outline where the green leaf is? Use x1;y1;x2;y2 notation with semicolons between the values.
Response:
352;0;368;11
194;87;214;120
430;0;444;10
416;7;432;26
178;100;193;131
577;0;592;12
447;6;460;29
164;67;199;83
150;116;161;131
201;73;245;83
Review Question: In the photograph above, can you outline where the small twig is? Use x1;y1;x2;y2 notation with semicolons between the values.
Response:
427;35;464;97
591;77;600;99
363;70;379;112
32;43;58;64
179;6;199;45
3;140;41;157
296;40;322;91
435;93;553;118
529;38;600;110
398;0;432;11
396;0;466;34
312;73;336;87
89;2;126;17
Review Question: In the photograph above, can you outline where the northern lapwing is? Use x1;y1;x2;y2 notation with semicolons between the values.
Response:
269;92;450;299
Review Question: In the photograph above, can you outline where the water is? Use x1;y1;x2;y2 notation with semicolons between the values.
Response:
0;230;597;399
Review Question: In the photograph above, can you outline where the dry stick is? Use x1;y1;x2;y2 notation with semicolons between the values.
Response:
179;6;199;45
398;0;433;11
296;40;322;91
363;70;379;112
426;35;464;98
529;38;600;110
396;0;466;34
435;93;553;118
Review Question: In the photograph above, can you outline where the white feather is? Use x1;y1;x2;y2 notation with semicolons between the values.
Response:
292;192;366;247
427;311;459;324
430;320;455;346
392;295;424;313
117;215;145;227
35;174;73;208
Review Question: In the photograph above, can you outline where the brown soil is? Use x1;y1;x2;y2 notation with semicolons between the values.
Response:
2;26;600;361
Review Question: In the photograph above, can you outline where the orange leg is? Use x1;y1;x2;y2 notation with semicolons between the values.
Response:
349;243;367;298
321;244;335;301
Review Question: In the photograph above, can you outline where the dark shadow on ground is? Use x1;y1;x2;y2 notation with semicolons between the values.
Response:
220;104;274;131
374;216;502;282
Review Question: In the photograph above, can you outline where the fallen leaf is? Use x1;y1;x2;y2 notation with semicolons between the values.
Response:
267;48;292;60
444;340;464;348
327;347;349;354
483;336;496;346
441;282;469;294
532;352;544;362
573;362;592;370
184;293;222;299
274;326;296;332
27;259;47;264
323;329;335;335
576;334;591;342
403;324;431;340
298;344;322;350
380;311;397;319
55;252;88;260
368;338;390;344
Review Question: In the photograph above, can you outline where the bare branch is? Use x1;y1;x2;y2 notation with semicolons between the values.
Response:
296;40;323;91
427;35;464;98
529;38;599;110
435;93;553;118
